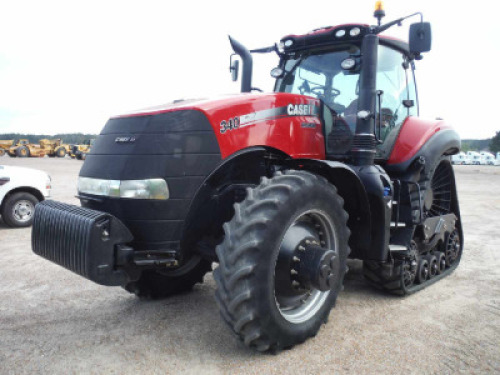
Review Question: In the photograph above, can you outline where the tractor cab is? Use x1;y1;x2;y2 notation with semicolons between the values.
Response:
273;26;419;161
230;2;431;166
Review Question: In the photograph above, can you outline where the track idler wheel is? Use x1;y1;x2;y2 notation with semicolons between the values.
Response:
416;258;430;284
445;229;461;267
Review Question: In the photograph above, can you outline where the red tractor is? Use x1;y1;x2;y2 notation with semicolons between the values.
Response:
32;4;462;352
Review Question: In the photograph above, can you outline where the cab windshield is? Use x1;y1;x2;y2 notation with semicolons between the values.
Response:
275;44;361;155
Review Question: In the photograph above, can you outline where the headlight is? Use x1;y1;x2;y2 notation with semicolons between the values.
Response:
350;27;361;37
78;177;169;200
341;58;356;70
335;29;346;38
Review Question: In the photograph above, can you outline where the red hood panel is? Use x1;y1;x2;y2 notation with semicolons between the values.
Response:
114;93;325;160
114;93;315;118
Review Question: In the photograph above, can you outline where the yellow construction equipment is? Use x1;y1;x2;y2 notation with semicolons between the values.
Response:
0;140;14;156
8;139;71;158
70;139;94;160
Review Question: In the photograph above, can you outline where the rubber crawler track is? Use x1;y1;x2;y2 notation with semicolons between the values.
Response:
364;157;462;295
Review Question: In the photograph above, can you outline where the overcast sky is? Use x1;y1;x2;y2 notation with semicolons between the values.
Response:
0;0;498;139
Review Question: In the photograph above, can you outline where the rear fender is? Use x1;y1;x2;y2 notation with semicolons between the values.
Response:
386;118;460;173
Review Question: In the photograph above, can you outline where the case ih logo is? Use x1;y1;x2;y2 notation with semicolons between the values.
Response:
287;104;314;116
115;136;136;144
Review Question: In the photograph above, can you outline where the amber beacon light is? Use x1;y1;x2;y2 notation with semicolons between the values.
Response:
374;1;386;25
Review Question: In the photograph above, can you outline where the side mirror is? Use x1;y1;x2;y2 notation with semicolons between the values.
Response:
230;57;239;82
409;22;432;55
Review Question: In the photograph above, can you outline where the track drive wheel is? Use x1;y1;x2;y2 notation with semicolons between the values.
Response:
214;170;350;352
123;256;212;299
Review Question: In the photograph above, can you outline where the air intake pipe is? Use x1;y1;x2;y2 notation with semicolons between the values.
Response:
229;36;253;93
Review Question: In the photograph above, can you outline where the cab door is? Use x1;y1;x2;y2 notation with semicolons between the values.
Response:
375;45;418;160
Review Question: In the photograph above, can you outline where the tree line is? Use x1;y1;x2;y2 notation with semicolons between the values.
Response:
462;133;500;153
2;131;500;153
0;133;97;145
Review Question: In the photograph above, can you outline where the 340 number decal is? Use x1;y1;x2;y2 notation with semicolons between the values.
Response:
220;117;240;134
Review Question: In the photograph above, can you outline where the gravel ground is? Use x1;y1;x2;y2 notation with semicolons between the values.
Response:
0;158;499;374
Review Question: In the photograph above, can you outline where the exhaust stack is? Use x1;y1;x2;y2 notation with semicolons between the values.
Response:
229;36;253;93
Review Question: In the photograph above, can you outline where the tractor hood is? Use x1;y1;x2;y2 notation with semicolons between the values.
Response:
110;92;323;159
80;91;323;188
114;93;319;123
83;92;323;180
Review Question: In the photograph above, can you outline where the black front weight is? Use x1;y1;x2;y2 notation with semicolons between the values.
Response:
32;200;134;286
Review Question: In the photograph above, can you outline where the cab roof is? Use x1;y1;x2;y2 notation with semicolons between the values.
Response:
280;23;409;56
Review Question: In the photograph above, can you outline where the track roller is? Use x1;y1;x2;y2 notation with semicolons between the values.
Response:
425;254;438;278
435;252;446;274
416;258;429;284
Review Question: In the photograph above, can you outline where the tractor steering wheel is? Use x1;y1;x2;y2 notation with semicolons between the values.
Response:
311;86;341;98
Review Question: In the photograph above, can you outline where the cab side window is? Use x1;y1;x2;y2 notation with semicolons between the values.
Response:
375;46;413;159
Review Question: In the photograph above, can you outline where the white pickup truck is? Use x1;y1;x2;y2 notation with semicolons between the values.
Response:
0;165;51;227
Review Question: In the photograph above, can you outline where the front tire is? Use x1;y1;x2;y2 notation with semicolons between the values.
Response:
1;192;39;227
214;170;350;352
123;256;212;299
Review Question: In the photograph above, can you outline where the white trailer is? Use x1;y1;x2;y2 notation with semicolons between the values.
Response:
467;151;482;165
479;152;498;165
452;152;470;165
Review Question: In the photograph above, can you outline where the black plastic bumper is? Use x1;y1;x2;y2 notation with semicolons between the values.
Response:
32;200;134;286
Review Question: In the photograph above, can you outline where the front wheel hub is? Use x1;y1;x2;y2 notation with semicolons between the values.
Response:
274;209;338;324
296;242;338;292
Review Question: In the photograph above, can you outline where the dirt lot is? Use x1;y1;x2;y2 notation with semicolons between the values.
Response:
0;157;499;374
